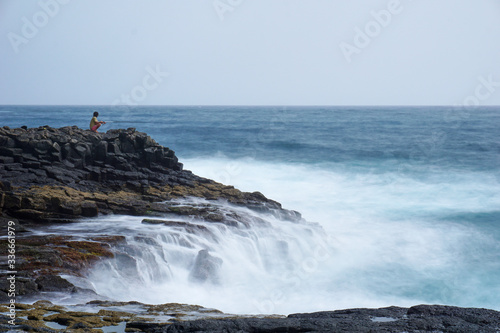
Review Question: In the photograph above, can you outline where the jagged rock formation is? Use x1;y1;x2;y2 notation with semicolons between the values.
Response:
0;126;301;301
0;126;300;223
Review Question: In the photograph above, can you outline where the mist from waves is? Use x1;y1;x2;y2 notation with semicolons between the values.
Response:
44;198;334;315
178;156;500;313
64;156;500;315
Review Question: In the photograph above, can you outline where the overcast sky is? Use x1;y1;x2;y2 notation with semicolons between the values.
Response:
1;0;500;106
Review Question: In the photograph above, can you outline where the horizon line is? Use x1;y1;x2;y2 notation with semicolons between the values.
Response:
1;104;499;108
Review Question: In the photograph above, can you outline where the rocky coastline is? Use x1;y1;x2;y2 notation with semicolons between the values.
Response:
1;301;500;333
0;126;299;300
1;126;500;332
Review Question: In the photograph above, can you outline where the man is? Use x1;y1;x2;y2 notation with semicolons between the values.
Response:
90;111;106;132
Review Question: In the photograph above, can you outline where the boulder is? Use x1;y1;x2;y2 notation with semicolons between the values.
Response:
189;249;223;283
35;275;76;292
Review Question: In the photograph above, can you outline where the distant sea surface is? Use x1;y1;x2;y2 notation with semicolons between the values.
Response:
2;105;500;314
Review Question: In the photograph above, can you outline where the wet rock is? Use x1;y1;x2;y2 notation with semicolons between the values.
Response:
3;302;488;333
156;305;500;333
35;275;76;292
81;201;99;217
111;253;140;278
1;126;301;224
0;126;305;301
189;249;222;284
0;235;124;298
11;209;46;220
142;219;218;241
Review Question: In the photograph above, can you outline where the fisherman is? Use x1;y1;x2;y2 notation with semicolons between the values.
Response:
90;111;106;132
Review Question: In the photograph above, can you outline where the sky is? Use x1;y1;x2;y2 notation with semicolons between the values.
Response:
1;0;500;106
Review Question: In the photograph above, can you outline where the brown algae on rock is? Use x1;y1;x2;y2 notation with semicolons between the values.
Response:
0;300;238;332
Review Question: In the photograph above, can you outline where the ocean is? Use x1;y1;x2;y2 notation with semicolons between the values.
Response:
2;105;500;314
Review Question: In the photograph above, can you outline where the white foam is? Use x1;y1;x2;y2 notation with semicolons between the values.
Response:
178;157;500;312
43;156;500;314
76;198;332;314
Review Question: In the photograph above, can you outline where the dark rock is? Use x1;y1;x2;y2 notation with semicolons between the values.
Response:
35;275;76;292
0;291;8;303
95;141;108;161
74;143;90;158
22;161;41;169
81;201;99;217
0;276;38;297
144;147;157;163
3;195;21;210
4;163;23;172
61;142;71;159
0;147;23;157
12;209;46;220
51;151;62;162
34;139;53;151
0;125;307;302
21;153;38;161
62;159;75;168
154;305;500;333
56;200;82;216
108;141;121;154
0;156;14;164
15;277;39;295
120;138;136;153
52;141;61;152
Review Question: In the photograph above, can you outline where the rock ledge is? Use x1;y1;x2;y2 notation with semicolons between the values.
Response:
0;126;299;222
0;126;301;300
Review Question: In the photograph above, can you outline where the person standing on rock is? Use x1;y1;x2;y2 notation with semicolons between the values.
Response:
90;111;106;132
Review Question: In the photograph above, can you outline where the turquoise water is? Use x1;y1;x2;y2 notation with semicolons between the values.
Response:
3;105;500;313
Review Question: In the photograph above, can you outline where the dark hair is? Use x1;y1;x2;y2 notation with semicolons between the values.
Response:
93;111;99;117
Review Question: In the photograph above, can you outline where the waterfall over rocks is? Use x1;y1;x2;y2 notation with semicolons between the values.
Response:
69;197;331;314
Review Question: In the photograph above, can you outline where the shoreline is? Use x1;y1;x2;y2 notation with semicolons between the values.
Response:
2;300;500;332
1;126;499;332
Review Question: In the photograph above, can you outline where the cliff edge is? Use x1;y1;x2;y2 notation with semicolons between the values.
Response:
0;126;299;222
0;126;300;300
